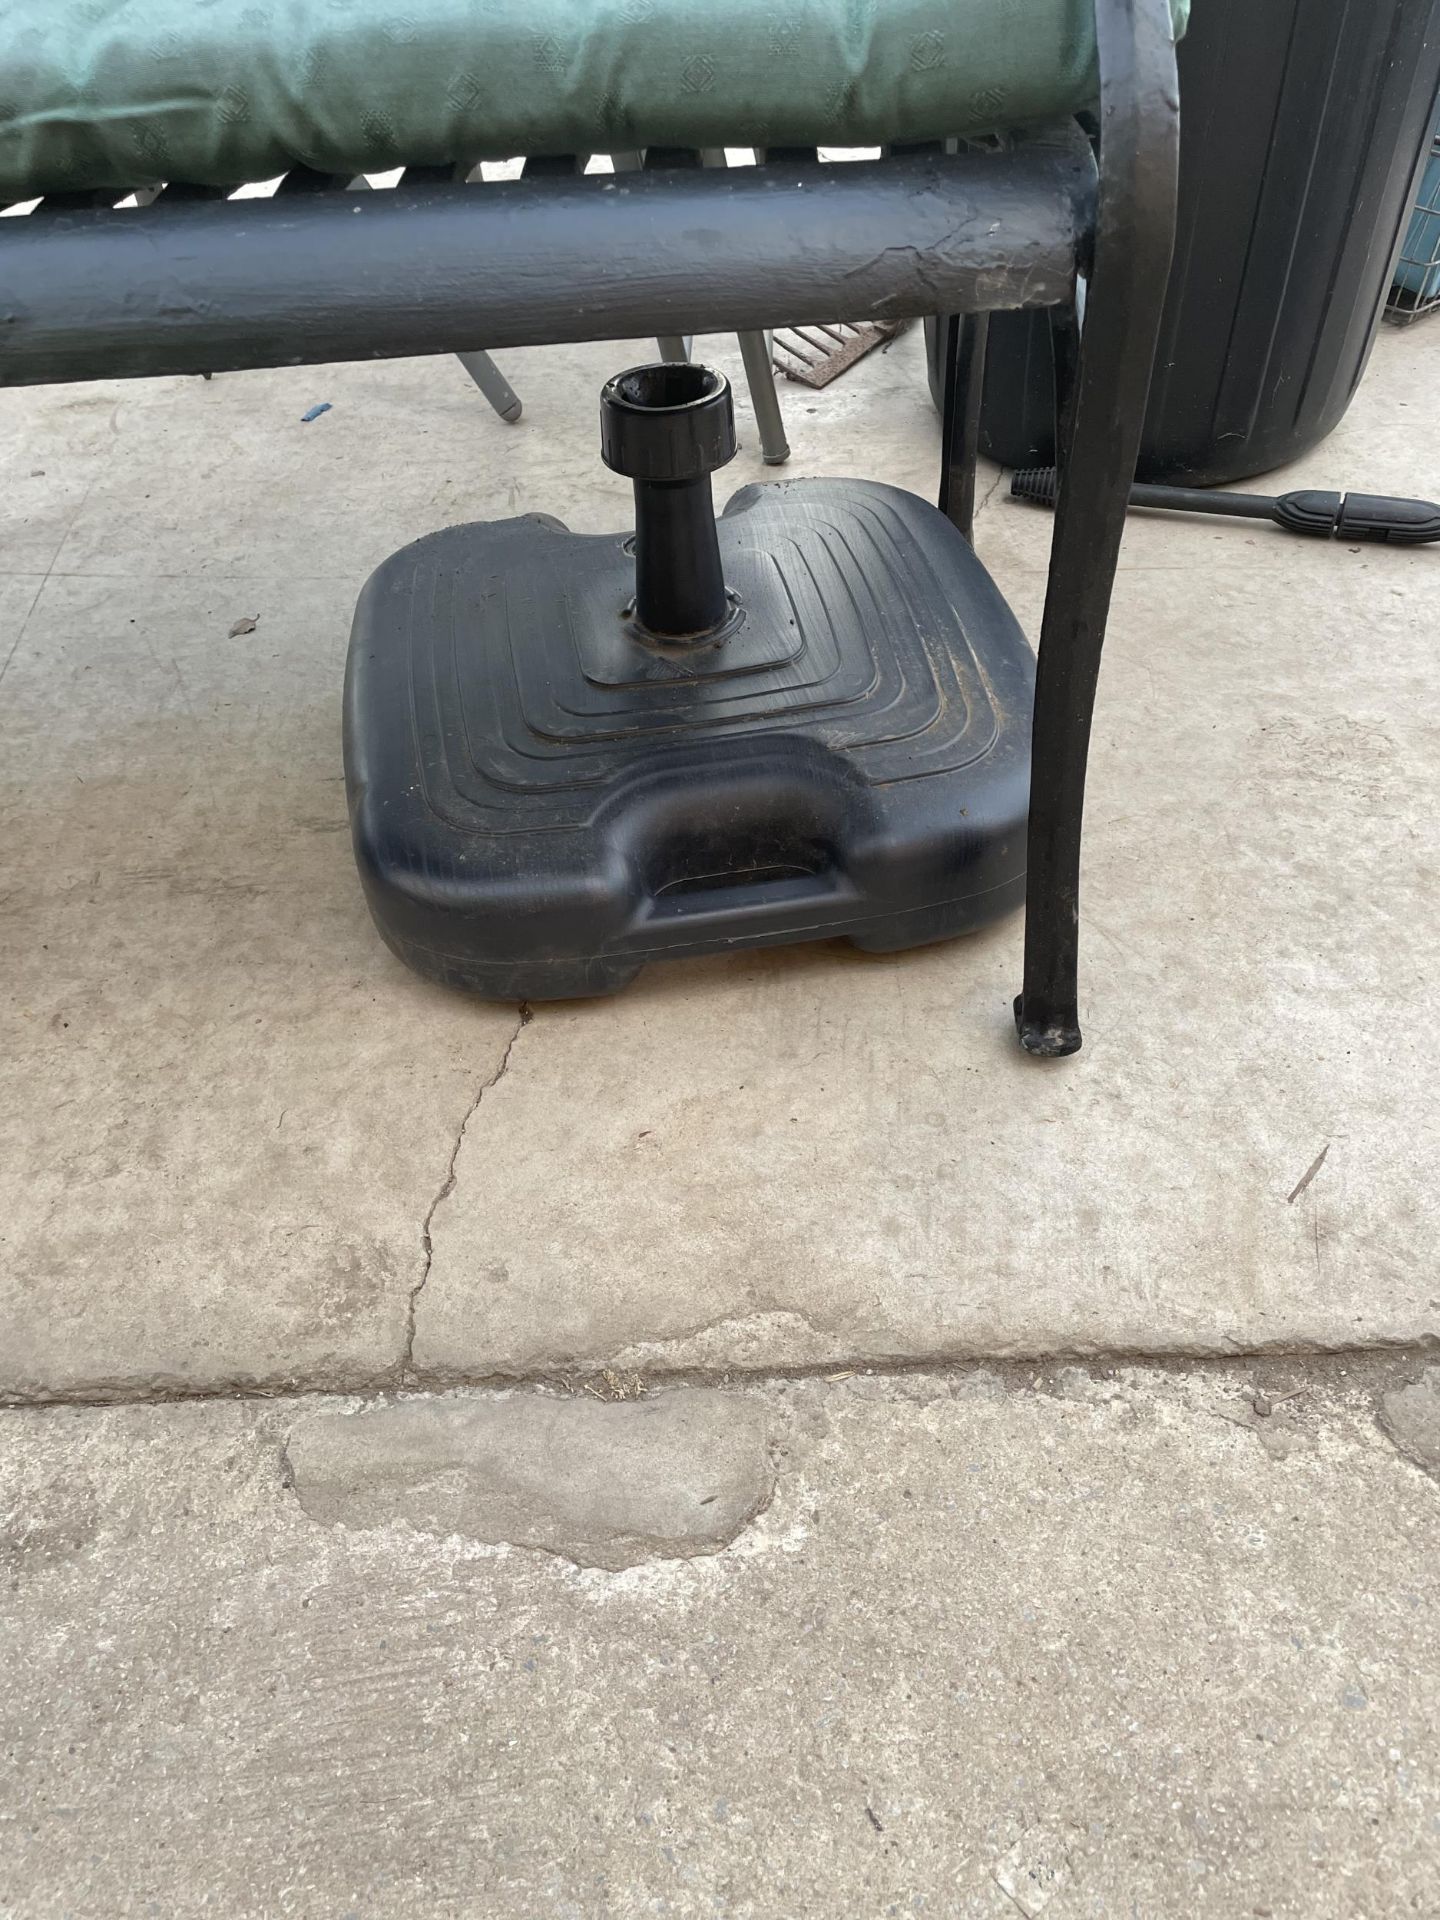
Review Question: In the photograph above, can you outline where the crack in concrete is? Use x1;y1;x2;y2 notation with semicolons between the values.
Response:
409;1323;1440;1400
398;1002;531;1385
5;1339;1437;1417
972;463;1008;524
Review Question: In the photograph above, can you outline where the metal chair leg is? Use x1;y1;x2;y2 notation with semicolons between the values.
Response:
1013;0;1180;1057
457;349;523;422
938;312;990;542
655;333;691;363
737;327;791;465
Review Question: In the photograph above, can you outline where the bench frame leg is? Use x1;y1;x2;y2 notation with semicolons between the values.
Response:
1011;0;1180;1056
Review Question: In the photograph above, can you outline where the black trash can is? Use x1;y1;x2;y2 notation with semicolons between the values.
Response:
928;0;1440;486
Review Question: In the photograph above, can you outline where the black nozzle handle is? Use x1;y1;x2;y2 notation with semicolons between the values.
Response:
1267;490;1342;536
1011;468;1440;547
1263;489;1440;543
1334;492;1440;545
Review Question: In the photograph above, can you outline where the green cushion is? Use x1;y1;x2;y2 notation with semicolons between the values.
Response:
0;0;1187;202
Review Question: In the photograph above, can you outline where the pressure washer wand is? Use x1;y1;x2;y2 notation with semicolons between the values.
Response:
1010;468;1440;546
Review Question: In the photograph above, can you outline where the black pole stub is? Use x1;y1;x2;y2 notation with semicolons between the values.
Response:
600;362;737;643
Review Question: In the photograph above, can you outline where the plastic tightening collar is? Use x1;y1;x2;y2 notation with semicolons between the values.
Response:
600;363;737;483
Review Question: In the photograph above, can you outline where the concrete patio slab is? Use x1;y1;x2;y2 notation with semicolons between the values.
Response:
2;326;1437;1401
2;1364;1437;1916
